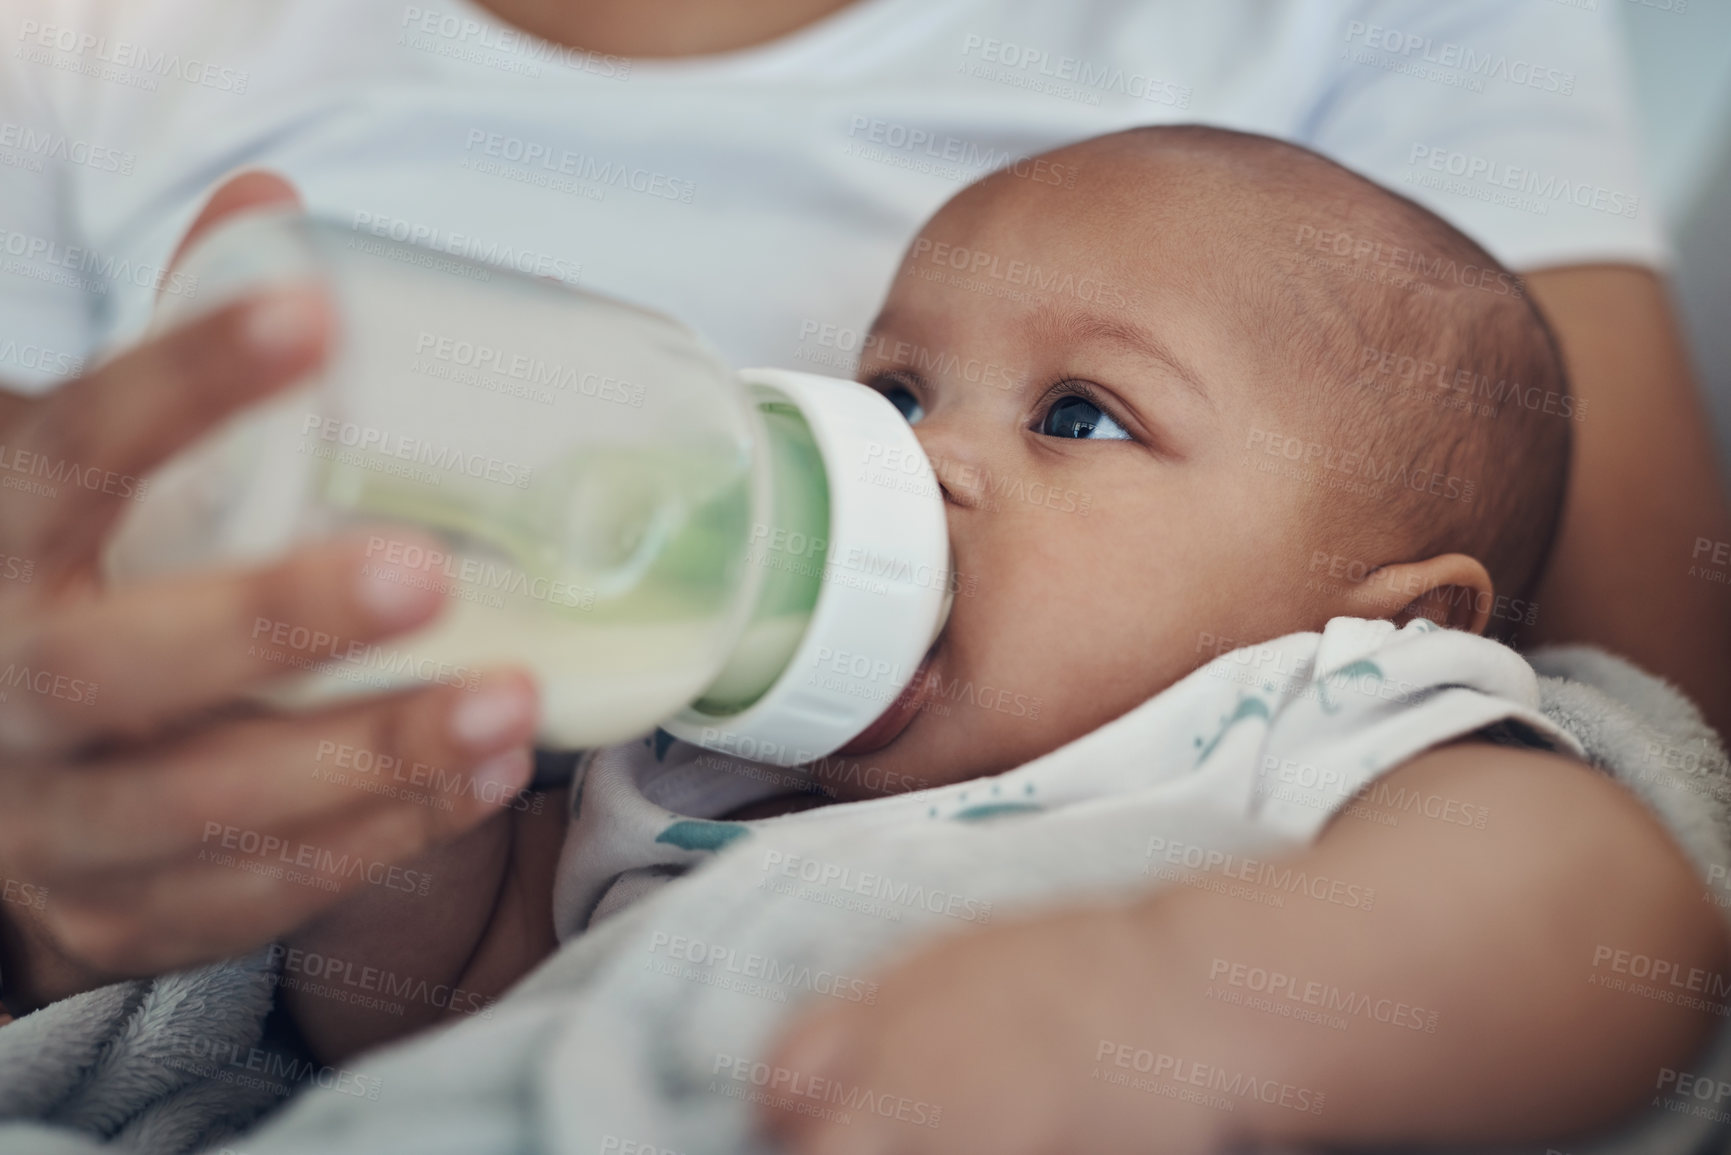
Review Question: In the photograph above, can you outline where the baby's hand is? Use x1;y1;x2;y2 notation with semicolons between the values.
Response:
758;906;1232;1155
282;779;566;1062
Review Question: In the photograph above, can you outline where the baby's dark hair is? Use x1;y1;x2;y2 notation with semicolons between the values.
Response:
1099;126;1573;613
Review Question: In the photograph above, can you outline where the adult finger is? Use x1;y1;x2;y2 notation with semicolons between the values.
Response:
0;530;449;756
0;385;31;430
36;798;515;978
0;669;537;882
165;169;302;281
5;288;331;566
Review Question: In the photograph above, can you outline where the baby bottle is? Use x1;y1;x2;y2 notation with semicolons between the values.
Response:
104;211;951;766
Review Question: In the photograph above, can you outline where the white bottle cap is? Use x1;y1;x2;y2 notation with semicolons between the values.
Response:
662;368;952;768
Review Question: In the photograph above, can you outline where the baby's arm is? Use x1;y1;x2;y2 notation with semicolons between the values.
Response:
281;784;567;1063
763;744;1729;1153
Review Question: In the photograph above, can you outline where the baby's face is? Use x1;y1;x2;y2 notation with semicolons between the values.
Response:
821;162;1346;795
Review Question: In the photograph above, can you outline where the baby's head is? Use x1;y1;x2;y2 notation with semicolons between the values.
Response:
818;125;1569;796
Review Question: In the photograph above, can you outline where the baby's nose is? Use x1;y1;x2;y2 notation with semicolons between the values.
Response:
919;438;990;509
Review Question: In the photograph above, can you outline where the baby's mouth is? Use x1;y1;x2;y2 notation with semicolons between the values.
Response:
832;639;941;757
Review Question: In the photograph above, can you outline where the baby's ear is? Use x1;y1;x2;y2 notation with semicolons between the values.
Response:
1339;553;1495;635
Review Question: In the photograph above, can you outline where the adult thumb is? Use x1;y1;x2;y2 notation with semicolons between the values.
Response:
164;169;303;291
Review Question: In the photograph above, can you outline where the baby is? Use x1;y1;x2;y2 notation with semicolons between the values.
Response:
280;124;1585;1114
779;122;1566;795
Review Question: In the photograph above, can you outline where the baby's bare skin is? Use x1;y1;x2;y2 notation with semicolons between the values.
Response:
282;786;566;1060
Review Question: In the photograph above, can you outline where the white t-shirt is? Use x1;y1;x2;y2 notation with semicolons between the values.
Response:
0;0;1661;391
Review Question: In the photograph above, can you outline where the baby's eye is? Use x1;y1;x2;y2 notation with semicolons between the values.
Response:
1039;394;1131;440
881;384;926;426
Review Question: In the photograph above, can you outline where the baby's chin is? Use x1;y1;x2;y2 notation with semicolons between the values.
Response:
830;643;944;759
808;709;1038;803
804;640;1101;800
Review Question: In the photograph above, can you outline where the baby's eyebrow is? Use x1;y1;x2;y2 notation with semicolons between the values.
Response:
1037;307;1214;409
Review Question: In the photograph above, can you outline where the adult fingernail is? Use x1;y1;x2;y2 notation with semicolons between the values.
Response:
471;747;533;798
244;289;323;359
451;678;536;751
355;553;442;627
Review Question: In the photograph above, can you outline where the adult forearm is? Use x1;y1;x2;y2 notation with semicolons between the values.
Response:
1144;744;1729;1149
1520;267;1731;740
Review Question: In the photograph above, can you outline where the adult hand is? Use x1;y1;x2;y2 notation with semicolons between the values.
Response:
0;173;538;1011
